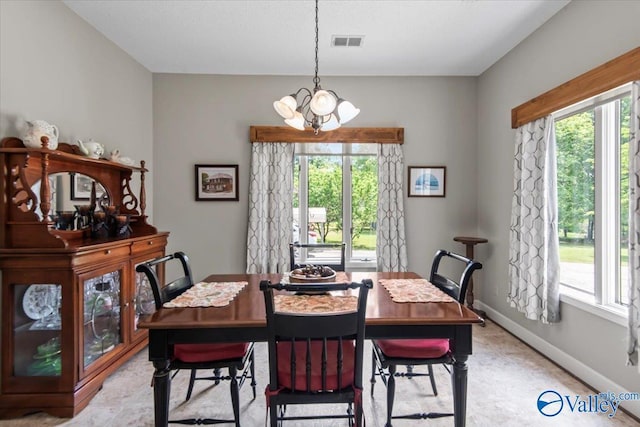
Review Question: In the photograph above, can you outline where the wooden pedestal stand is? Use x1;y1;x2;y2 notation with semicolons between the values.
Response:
453;236;488;325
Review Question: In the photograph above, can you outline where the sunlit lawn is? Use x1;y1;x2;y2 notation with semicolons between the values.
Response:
324;230;376;250
322;232;627;262
559;241;628;264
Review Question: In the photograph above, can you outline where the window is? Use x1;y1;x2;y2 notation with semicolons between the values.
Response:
555;84;631;312
293;143;377;269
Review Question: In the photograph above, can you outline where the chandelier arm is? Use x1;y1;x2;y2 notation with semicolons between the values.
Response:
299;92;312;110
298;92;314;126
326;89;341;99
294;87;313;102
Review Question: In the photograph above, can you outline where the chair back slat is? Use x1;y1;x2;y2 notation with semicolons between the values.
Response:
337;337;343;391
306;339;312;393
321;339;328;392
291;339;297;392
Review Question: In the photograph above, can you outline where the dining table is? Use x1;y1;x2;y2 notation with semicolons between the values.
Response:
139;271;483;427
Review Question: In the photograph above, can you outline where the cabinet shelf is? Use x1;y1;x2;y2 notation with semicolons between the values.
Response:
14;322;62;333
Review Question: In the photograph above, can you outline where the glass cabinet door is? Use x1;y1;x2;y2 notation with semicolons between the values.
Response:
13;284;62;377
83;271;121;368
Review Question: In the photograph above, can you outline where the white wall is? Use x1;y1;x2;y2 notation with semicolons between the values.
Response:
153;74;478;278
0;0;154;217
477;0;640;412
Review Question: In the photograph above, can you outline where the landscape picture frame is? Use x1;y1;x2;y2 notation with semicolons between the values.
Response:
195;164;239;201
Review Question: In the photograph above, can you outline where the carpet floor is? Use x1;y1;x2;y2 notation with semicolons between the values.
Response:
1;319;637;426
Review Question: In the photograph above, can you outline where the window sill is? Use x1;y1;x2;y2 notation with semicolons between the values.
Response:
559;287;627;327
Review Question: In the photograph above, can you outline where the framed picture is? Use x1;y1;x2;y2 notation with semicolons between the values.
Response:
195;164;239;201
408;166;446;197
70;173;106;201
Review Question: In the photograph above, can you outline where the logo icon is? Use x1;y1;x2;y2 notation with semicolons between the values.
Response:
537;390;563;417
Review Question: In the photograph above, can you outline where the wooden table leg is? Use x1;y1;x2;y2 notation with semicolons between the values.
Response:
152;359;171;427
451;324;473;427
452;355;468;427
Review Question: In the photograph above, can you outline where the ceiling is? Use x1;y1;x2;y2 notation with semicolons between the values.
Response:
62;0;570;76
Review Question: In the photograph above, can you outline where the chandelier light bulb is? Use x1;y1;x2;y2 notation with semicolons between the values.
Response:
273;95;297;119
320;114;341;131
336;100;360;124
309;90;337;116
284;110;306;131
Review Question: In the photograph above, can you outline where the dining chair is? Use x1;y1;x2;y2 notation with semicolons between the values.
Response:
289;242;346;271
260;278;373;426
136;252;256;426
370;249;482;426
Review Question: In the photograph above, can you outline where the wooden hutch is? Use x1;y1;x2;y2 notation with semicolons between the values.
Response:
0;137;168;418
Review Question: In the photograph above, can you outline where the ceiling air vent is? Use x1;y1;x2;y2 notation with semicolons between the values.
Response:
331;35;364;47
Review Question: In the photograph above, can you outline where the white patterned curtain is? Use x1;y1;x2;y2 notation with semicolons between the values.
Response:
628;81;640;370
376;144;408;272
508;115;561;323
246;143;294;273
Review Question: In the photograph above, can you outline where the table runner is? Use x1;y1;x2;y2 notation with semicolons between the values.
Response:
378;278;457;303
274;294;357;314
163;281;248;308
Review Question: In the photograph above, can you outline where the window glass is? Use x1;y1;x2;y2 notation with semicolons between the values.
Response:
351;156;377;263
619;96;631;305
556;110;596;295
554;84;631;311
309;155;343;244
294;143;377;267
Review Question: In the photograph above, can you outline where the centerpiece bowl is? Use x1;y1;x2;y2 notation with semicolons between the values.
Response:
289;265;336;282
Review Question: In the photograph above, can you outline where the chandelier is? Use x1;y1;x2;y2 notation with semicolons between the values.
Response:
273;0;360;134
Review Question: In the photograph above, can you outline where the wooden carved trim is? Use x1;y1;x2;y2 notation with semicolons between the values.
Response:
511;47;640;129
39;141;51;221
121;175;138;213
139;160;147;218
250;126;404;144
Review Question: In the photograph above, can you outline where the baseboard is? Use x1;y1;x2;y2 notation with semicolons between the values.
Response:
475;300;640;419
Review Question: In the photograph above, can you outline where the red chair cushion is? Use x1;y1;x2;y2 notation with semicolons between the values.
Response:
173;342;249;363
276;340;355;391
374;338;450;359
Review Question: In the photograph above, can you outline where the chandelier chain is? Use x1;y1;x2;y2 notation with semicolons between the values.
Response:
313;0;320;87
273;0;358;133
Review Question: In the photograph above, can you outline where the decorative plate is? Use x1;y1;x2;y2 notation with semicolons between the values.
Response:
22;285;55;320
27;356;61;376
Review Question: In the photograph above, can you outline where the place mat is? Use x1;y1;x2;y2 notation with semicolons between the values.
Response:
281;271;349;284
274;294;358;314
163;281;248;308
378;278;457;303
